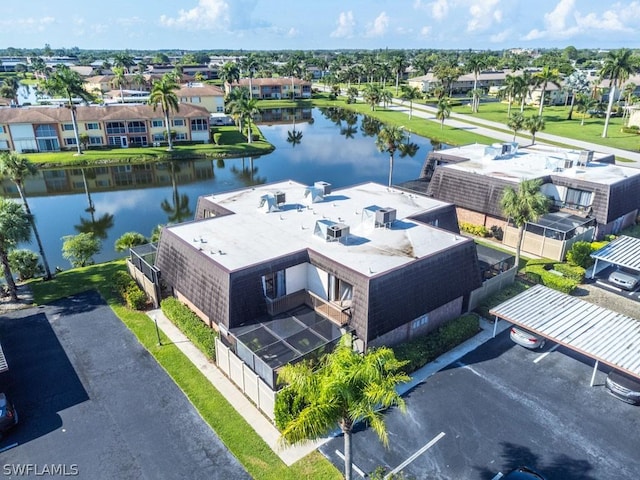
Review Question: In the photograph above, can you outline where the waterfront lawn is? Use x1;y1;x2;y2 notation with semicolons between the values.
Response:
23;126;274;167
30;262;341;480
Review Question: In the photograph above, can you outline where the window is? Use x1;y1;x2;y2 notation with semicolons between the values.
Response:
129;136;148;147
412;315;429;330
106;122;126;135
152;133;165;142
564;188;593;208
190;118;208;131
108;136;121;146
0;126;5;133
152;119;163;128
328;275;353;305
62;123;74;131
216;106;224;113
175;133;187;141
127;121;146;133
262;271;286;299
85;122;100;130
89;136;102;145
35;124;57;137
64;138;77;146
190;96;201;103
173;119;185;126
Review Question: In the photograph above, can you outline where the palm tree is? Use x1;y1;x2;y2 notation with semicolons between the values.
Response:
390;55;407;95
575;93;598;126
376;125;419;188
599;49;637;138
41;65;94;155
502;74;519;117
219;61;240;89
115;232;148;252
466;54;487;113
0;198;32;301
525;115;545;144
516;71;533;112
622;82;637;120
533;66;562;116
0;152;52;280
228;96;260;143
111;66;126;103
400;85;422;120
0;77;20;105
380;89;393;109
362;84;382;111
278;334;409;480
436;97;452;130
241;54;260;100
500;179;550;268
507;112;525;141
148;74;180;150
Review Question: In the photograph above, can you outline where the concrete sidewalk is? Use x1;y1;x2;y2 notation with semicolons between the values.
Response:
147;308;510;466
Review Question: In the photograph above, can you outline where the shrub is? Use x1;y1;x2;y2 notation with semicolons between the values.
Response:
274;384;310;431
161;297;217;360
553;263;586;283
213;132;222;145
566;241;594;268
8;249;43;280
112;270;148;310
459;222;490;237
490;225;504;241
393;313;480;374
590;240;609;252
524;264;578;294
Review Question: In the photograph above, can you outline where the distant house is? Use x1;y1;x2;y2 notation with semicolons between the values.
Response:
409;143;640;260
176;82;225;113
225;77;312;100
0;103;211;152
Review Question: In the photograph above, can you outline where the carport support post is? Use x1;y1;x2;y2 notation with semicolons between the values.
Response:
591;259;598;279
492;316;499;338
590;360;599;387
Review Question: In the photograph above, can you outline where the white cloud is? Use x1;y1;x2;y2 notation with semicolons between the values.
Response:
490;28;511;43
467;0;501;33
0;16;55;31
330;11;356;38
365;12;389;37
430;0;450;20
160;0;231;30
117;16;145;28
287;27;299;38
420;25;432;36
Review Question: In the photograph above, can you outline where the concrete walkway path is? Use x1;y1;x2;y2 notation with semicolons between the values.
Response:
147;309;510;466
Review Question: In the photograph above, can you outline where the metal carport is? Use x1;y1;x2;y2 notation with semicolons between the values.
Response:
489;284;640;386
590;235;640;279
0;341;7;373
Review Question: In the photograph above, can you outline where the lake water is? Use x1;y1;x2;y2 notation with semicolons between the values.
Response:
6;107;443;270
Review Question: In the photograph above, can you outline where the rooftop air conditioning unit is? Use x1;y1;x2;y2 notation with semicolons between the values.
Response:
274;191;286;205
375;207;396;228
563;159;574;169
327;223;349;240
314;181;332;195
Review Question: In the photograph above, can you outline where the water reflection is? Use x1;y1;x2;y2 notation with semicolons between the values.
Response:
6;107;446;268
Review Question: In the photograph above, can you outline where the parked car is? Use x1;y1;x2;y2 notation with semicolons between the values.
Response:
510;326;546;349
0;393;18;436
605;369;640;405
608;267;640;291
501;466;547;479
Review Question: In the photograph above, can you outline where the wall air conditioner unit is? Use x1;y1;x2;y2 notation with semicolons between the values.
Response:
563;159;573;169
274;191;286;205
314;181;332;195
375;207;396;228
327;223;349;240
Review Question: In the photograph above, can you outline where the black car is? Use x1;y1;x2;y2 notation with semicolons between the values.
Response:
0;393;18;436
502;466;546;479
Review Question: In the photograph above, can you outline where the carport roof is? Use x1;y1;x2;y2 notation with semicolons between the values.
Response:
490;284;640;379
0;342;7;373
591;235;640;272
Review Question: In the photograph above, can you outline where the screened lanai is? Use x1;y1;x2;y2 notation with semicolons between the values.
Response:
524;212;596;241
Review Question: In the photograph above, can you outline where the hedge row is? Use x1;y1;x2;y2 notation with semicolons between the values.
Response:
392;313;481;374
113;270;148;310
524;263;578;294
161;297;217;360
459;222;490;237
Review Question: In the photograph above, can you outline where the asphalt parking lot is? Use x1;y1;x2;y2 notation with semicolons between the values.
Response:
320;328;640;480
0;291;250;479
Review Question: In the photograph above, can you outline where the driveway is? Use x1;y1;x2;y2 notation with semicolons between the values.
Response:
0;291;250;480
319;329;640;479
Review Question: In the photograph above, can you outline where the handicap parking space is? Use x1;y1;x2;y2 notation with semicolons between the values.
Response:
319;330;640;480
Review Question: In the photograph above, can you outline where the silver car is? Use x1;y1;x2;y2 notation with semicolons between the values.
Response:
510;326;546;349
608;268;640;291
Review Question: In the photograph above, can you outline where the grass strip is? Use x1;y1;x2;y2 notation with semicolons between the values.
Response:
30;262;340;480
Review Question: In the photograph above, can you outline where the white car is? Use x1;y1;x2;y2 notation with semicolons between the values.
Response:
608;268;640;291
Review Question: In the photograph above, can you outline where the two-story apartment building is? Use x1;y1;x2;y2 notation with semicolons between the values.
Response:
225;78;312;100
0;103;211;152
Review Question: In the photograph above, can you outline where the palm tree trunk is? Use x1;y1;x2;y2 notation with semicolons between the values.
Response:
567;93;576;120
515;225;525;270
343;428;353;480
70;105;83;155
538;88;545;116
388;153;394;188
1;248;18;301
164;110;173;150
18;188;52;280
602;84;617;138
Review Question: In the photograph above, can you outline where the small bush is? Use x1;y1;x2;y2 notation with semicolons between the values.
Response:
459;222;490;237
566;241;594;268
524;264;578;294
125;286;148;310
161;297;217;360
8;249;43;280
490;225;504;241
393;313;480;374
590;240;609;252
553;263;585;283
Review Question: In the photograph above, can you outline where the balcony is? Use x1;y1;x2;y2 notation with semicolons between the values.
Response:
265;289;351;326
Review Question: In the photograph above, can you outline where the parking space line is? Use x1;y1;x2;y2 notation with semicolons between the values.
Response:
533;344;560;364
0;442;18;453
335;449;366;478
384;431;446;479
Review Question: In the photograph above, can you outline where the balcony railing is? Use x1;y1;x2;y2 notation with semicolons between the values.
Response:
264;289;351;326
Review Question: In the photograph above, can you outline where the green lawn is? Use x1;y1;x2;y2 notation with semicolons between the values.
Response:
450;100;640;155
29;262;341;480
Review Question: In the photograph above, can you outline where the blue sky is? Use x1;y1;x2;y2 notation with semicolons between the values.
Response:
0;0;638;51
